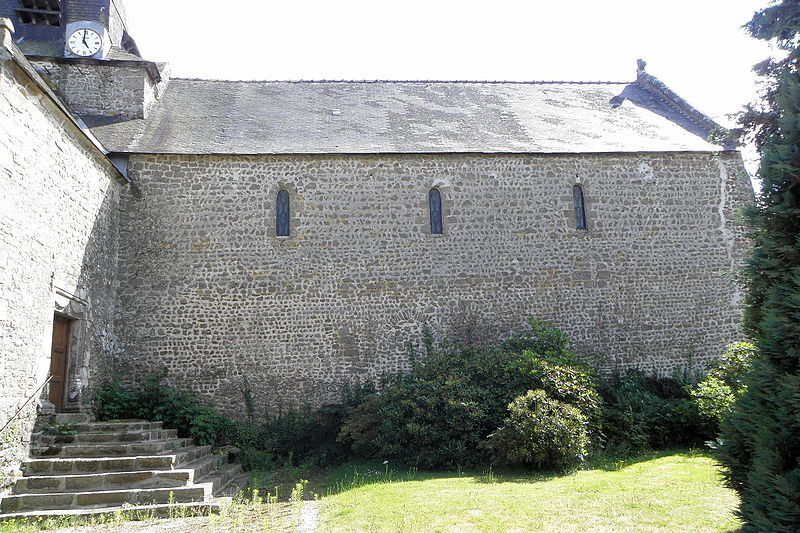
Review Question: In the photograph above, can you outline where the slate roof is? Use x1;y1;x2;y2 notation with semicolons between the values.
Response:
84;78;725;155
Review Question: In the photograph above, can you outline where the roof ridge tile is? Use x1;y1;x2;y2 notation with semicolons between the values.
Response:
168;78;631;85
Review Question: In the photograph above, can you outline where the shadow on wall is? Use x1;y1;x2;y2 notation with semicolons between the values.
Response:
0;120;122;490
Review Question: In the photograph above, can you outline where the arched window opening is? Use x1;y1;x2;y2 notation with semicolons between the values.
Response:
276;190;290;237
429;188;443;234
573;185;587;230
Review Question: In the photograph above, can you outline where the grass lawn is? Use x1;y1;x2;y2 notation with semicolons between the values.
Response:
318;450;741;533
0;449;740;532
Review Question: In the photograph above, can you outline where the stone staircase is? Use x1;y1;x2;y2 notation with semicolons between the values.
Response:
0;413;244;521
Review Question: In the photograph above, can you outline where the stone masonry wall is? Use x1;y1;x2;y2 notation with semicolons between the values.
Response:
30;60;156;119
116;152;753;418
0;50;122;488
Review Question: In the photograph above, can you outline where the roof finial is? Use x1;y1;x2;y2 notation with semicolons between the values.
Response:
637;59;647;73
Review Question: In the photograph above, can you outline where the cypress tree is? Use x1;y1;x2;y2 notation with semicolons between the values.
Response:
717;2;800;531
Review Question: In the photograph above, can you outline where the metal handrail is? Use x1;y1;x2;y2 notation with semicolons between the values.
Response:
0;375;53;435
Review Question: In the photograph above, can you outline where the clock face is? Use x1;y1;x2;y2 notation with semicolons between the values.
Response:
67;29;103;57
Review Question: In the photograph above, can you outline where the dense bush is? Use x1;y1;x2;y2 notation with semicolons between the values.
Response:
520;357;602;428
598;344;757;453
93;369;234;446
710;342;757;390
95;324;753;474
339;319;601;469
93;369;374;467
598;370;708;452
92;379;137;421
339;344;524;468
261;382;375;466
689;342;756;432
485;389;590;469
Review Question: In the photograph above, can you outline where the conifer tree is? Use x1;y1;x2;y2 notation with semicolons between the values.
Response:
717;2;800;531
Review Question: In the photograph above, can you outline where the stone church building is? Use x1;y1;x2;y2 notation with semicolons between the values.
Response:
0;1;753;480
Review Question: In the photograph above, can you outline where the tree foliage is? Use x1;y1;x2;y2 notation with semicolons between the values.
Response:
718;2;800;531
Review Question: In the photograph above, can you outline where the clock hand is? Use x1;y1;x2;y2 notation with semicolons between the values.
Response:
82;30;88;47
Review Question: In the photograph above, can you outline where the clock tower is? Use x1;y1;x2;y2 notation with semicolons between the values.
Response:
0;0;167;121
0;0;140;59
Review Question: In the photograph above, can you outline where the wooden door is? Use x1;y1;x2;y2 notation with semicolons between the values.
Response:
49;315;71;409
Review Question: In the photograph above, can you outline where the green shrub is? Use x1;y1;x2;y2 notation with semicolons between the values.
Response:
188;405;232;446
338;394;384;458
501;318;574;357
263;405;343;465
339;318;601;469
485;389;590;469
688;342;756;434
690;375;736;427
520;356;602;427
713;342;757;390
339;344;517;468
93;370;375;467
237;447;276;472
92;369;233;447
598;371;708;452
259;380;377;466
133;370;201;432
91;380;137;421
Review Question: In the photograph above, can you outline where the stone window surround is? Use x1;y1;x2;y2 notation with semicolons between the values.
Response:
268;183;301;240
563;176;593;232
421;180;452;238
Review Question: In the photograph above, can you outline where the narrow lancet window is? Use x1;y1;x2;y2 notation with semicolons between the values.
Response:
573;185;587;230
276;190;290;237
429;188;443;234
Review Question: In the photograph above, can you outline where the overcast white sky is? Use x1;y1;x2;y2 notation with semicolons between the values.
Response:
126;1;771;125
125;0;773;175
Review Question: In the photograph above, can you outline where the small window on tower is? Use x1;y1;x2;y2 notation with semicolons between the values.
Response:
16;0;62;26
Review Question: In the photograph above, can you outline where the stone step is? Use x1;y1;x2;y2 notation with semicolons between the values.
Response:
23;445;214;476
220;472;251;498
0;484;213;513
39;428;179;445
32;438;193;458
0;499;227;522
72;421;164;433
180;454;229;481
0;417;239;521
13;454;228;494
196;462;243;495
11;469;195;495
54;413;92;424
